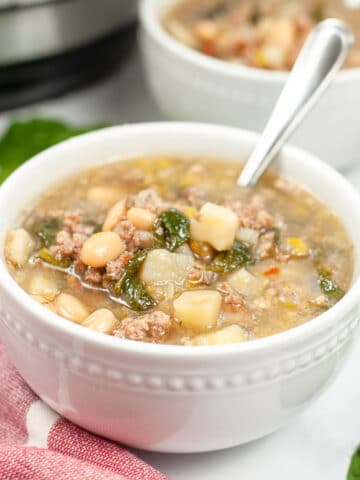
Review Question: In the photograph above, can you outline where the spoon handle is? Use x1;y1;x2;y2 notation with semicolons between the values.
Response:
237;19;354;187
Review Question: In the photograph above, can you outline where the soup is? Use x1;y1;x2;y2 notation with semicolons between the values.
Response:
164;0;360;70
5;156;352;345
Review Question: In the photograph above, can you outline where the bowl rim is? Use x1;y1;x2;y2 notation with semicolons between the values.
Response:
140;0;360;84
0;122;360;360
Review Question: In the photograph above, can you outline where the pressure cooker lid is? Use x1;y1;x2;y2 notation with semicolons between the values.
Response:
0;0;137;66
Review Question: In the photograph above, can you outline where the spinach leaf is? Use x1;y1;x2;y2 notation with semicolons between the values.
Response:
348;447;360;480
0;118;102;183
250;6;262;25
32;218;60;247
203;2;228;19
260;227;281;247
153;209;190;252
39;248;71;269
319;272;344;301
114;250;156;311
211;241;253;273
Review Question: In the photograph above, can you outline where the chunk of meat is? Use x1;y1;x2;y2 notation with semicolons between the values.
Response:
255;231;276;260
310;295;329;308
189;262;218;286
63;212;85;234
217;282;246;312
227;197;273;230
115;311;171;342
84;267;103;286
50;231;87;259
265;281;302;306
104;251;132;281
183;185;207;207
132;189;164;213
113;220;139;251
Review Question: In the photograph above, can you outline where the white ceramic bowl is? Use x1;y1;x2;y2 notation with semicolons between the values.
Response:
140;0;360;170
0;123;360;454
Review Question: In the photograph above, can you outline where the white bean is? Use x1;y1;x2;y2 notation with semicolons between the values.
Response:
103;199;126;231
55;293;89;324
81;232;125;268
127;208;156;231
5;228;34;267
27;271;60;301
83;309;118;334
87;186;123;207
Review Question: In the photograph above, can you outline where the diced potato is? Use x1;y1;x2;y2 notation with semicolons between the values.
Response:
27;271;60;301
191;325;247;345
194;20;219;42
264;18;296;51
190;202;238;251
227;268;260;296
255;44;286;69
5;228;34;267
235;227;259;245
141;249;194;286
173;290;222;331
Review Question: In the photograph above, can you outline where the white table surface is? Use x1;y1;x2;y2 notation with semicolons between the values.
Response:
2;47;360;480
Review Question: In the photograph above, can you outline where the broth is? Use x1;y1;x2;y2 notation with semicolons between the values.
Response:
5;156;353;345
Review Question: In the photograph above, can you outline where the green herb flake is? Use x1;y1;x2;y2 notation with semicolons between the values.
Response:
0;118;103;184
114;250;156;311
203;2;228;19
32;218;60;247
313;2;325;22
153;209;190;252
211;241;254;273
250;5;262;25
319;272;344;301
347;447;360;480
39;248;71;269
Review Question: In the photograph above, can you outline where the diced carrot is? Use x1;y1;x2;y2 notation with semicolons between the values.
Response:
263;266;280;276
201;41;216;56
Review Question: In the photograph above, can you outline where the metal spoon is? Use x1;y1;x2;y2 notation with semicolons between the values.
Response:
237;19;354;188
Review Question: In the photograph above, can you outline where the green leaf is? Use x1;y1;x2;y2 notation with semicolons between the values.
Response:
319;272;344;301
348;447;360;480
39;248;71;269
32;218;60;247
211;241;253;273
0;118;103;184
153;209;190;252
204;2;228;19
114;250;156;311
250;6;262;25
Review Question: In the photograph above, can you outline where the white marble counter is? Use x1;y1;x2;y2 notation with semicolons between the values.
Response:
2;47;360;480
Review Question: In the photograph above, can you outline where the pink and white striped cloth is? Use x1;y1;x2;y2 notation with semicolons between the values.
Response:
0;342;167;480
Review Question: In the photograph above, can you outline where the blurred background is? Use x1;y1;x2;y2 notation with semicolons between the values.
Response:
0;0;159;120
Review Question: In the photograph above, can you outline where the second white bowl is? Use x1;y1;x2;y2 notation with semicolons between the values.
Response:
140;0;360;170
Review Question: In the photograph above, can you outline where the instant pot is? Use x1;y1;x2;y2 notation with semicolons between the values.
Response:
0;0;138;110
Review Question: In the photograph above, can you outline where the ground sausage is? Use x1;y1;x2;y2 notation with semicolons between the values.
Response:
114;311;171;342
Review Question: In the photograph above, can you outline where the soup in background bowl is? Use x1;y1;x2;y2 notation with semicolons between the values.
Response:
164;0;360;70
0;123;359;453
140;0;360;169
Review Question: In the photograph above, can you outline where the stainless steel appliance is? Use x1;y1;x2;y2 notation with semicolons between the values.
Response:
0;0;138;109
